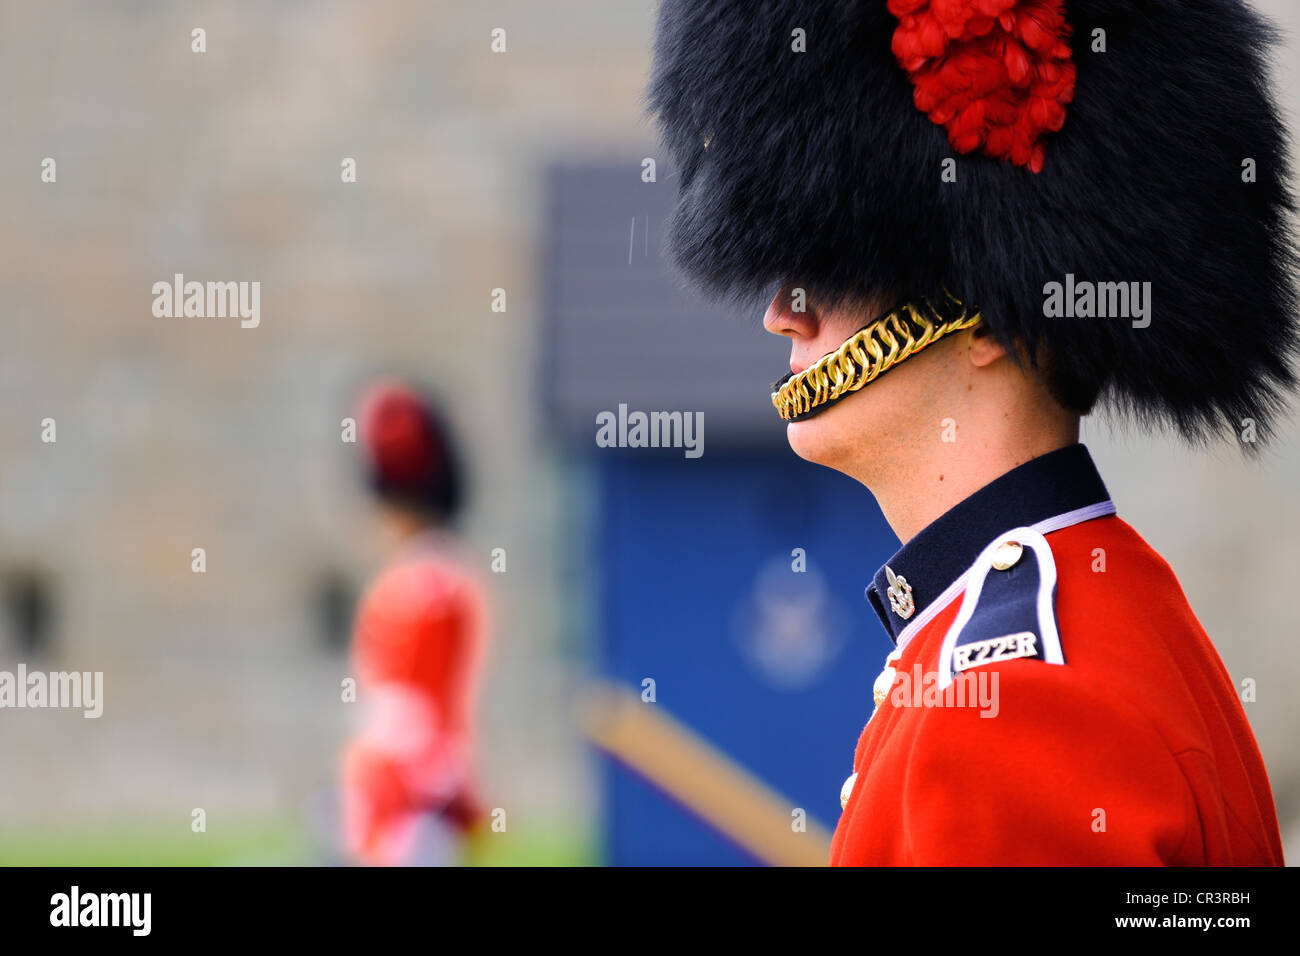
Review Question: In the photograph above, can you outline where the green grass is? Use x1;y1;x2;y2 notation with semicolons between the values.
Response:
0;818;595;867
467;823;595;867
0;819;311;866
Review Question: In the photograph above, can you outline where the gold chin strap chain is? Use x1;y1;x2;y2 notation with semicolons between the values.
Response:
770;295;983;422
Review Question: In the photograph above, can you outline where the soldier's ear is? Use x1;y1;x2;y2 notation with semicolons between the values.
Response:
968;326;1007;368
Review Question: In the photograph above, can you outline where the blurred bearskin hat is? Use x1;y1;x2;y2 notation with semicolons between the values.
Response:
357;380;463;520
647;0;1298;439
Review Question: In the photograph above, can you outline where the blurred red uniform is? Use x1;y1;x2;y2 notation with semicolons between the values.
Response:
342;537;488;865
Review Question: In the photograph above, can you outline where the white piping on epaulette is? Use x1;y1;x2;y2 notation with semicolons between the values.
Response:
936;527;1062;689
1031;499;1116;536
893;499;1116;657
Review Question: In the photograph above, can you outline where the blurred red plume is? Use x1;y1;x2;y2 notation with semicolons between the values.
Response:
888;0;1076;173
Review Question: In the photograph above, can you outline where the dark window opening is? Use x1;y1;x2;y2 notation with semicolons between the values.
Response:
313;571;356;655
3;570;56;658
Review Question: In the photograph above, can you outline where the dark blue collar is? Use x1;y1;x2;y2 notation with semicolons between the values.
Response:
866;443;1112;644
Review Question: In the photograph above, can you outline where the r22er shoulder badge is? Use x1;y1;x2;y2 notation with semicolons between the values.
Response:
936;526;1065;689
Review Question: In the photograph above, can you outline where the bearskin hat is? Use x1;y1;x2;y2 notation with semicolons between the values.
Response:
357;380;463;519
647;0;1298;439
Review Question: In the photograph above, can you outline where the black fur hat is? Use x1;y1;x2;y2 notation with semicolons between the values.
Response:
647;0;1298;439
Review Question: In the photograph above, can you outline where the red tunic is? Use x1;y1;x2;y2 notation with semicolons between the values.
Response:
831;446;1283;866
341;538;488;866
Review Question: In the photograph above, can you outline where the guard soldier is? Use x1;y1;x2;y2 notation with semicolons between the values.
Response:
647;0;1293;864
341;380;489;866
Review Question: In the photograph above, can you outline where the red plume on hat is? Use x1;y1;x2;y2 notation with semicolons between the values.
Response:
888;0;1075;173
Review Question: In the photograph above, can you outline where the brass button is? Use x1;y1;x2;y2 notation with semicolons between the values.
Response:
872;666;897;706
840;772;858;811
992;540;1023;571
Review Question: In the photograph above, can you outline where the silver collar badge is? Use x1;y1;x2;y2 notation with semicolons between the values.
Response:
885;566;915;620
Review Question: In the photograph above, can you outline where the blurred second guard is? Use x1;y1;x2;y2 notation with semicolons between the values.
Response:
341;380;489;866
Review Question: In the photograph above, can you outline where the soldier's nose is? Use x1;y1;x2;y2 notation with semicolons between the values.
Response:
763;286;818;340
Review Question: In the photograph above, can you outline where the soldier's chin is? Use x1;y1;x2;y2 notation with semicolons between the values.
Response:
785;397;861;469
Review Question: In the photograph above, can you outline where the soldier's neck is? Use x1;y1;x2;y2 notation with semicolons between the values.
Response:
871;418;1081;545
